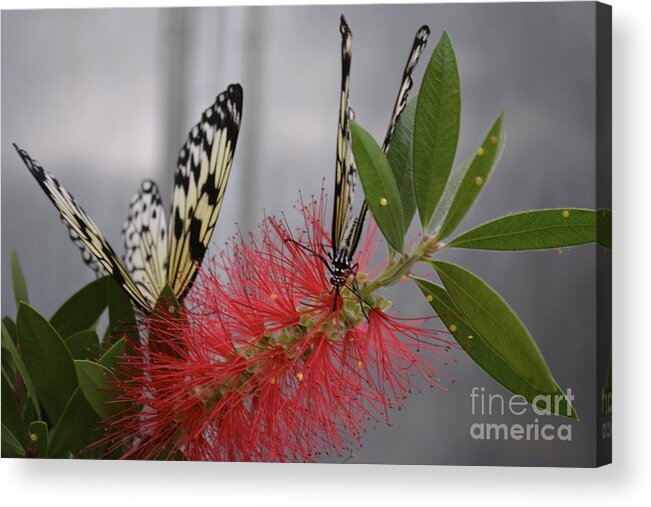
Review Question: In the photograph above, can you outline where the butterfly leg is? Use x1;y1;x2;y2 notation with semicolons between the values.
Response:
344;263;371;321
347;283;370;321
284;238;332;270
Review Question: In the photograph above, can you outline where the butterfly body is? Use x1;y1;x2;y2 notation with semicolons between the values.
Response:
322;16;357;309
313;16;430;310
327;251;357;290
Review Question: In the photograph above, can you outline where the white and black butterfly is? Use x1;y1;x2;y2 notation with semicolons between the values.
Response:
293;17;430;309
14;83;243;312
340;21;430;265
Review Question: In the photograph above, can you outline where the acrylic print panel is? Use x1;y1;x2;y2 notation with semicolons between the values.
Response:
1;2;610;466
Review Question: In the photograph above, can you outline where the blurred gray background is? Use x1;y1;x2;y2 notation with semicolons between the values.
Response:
1;3;598;466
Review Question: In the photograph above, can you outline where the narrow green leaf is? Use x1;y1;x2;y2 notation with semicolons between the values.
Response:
17;304;77;422
50;277;109;338
597;208;612;249
2;316;18;344
48;387;98;458
28;421;49;458
413;31;461;230
2;374;26;447
74;360;114;419
2;321;41;419
430;261;564;396
428;165;464;239
386;98;417;230
1;423;25;457
415;277;577;419
22;402;38;435
448;209;597;250
1;352;15;389
11;249;29;307
435;114;506;239
98;337;126;369
66;330;100;360
1;321;16;381
351;121;405;252
104;277;137;344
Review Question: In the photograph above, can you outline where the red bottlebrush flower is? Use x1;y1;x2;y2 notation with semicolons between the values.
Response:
98;190;454;462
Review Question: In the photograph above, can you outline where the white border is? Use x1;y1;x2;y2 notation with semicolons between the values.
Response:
1;0;648;505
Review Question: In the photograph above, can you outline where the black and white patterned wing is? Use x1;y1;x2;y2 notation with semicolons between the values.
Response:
122;180;168;306
347;25;431;258
331;15;355;256
381;25;430;152
68;222;104;275
14;144;151;312
166;83;243;300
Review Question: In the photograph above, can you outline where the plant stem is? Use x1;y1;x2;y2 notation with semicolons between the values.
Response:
360;236;444;298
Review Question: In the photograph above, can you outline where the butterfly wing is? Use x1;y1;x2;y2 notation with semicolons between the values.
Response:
346;25;431;257
122;180;168;306
331;15;355;256
14;144;151;312
381;25;430;152
166;83;243;300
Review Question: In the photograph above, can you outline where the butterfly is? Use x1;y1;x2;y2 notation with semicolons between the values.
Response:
14;83;243;313
292;16;430;310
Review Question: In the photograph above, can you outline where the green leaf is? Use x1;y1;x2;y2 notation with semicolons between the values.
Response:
2;321;41;419
28;421;49;458
413;31;461;230
430;261;573;406
1;423;25;457
98;337;126;369
3;316;18;344
104;277;137;344
11;249;29;307
1;322;16;383
66;330;100;360
415;277;577;419
597;208;612;249
75;360;115;419
386;98;417;230
448;209;597;251
17;304;77;422
428;163;465;240
2;374;26;447
351;121;405;252
47;388;98;458
434;114;506;240
1;351;15;388
50;277;109;338
22;401;38;434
